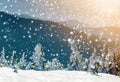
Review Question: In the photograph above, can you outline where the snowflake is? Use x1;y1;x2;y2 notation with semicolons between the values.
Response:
23;36;26;38
108;38;112;42
50;34;53;37
70;31;74;35
3;35;7;39
28;35;32;38
31;21;34;23
39;27;42;29
67;38;72;43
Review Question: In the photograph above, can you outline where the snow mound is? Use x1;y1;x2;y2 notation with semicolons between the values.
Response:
0;67;120;82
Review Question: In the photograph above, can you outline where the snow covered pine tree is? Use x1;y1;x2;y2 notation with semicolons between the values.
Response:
45;58;63;71
89;48;102;74
68;38;83;71
18;52;27;70
0;47;8;67
106;48;118;75
31;43;46;71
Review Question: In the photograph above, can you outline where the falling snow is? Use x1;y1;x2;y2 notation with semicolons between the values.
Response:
0;0;120;82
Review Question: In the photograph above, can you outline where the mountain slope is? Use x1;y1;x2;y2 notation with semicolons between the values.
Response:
79;27;120;41
0;67;120;82
59;20;89;29
0;12;111;67
60;20;120;42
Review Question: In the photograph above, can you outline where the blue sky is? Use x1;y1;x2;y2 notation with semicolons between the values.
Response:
0;0;72;21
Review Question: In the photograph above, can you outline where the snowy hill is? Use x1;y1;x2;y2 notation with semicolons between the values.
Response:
14;13;34;19
0;67;120;82
59;20;89;29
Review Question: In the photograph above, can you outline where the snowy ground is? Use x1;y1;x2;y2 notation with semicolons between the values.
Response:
0;67;120;82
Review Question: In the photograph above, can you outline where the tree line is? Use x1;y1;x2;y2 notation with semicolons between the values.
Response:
0;41;120;76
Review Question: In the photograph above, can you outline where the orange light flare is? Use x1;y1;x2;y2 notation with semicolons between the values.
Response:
63;0;120;27
83;0;120;27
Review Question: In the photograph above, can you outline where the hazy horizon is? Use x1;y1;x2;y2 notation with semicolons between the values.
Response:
1;0;120;27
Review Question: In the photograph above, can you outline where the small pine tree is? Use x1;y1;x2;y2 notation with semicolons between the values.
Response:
51;58;63;70
89;48;102;74
98;45;108;73
25;62;33;70
18;52;27;70
106;48;118;75
68;39;83;71
45;61;52;71
82;58;89;71
45;58;63;71
32;43;46;71
9;50;16;68
0;47;8;67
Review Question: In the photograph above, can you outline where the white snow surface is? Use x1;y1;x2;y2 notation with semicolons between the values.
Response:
0;67;120;82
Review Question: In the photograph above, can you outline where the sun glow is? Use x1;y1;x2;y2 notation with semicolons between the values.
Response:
77;0;120;27
93;0;120;13
30;0;120;27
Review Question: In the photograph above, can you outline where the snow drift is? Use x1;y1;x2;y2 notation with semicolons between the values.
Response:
0;67;120;82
